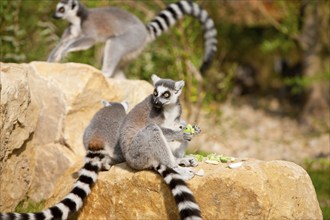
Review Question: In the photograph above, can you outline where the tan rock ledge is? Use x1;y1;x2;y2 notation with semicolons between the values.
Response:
0;62;322;219
46;160;322;220
0;62;152;211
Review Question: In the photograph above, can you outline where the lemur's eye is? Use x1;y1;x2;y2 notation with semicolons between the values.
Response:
59;7;65;13
163;92;170;98
153;90;158;96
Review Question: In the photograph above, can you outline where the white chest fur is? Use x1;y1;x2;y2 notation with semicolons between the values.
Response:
67;15;81;37
161;105;181;130
69;21;81;37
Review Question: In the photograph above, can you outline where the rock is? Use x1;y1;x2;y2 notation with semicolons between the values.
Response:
0;62;322;218
0;62;153;211
0;63;40;210
46;160;322;219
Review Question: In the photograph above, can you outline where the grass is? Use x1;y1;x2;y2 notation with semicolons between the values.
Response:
304;159;330;220
14;198;45;213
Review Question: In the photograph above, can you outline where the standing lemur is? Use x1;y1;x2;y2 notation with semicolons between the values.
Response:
120;74;202;220
0;101;128;220
48;0;218;78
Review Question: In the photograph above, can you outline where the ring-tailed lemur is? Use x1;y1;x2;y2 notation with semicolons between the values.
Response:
48;0;217;78
119;74;202;220
0;101;128;220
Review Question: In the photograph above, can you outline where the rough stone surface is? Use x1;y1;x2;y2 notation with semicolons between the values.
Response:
0;62;322;219
0;62;152;211
0;63;39;210
46;160;322;220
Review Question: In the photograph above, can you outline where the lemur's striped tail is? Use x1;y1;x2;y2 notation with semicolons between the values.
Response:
155;164;202;220
0;149;105;220
146;0;217;74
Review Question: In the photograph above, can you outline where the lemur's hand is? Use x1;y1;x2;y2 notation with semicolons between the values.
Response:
183;124;201;136
192;125;201;135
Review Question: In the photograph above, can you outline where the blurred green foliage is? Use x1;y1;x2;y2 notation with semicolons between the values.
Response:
1;0;329;110
304;159;330;220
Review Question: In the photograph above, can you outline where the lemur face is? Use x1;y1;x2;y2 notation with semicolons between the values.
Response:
151;74;184;109
53;0;78;20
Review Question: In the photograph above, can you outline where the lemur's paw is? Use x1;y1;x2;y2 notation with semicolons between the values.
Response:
183;124;201;137
177;157;199;167
192;125;201;134
101;157;112;171
174;167;195;180
101;163;111;171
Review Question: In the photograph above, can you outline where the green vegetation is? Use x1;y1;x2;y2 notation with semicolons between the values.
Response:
1;1;328;111
304;159;330;220
15;198;45;213
189;153;235;163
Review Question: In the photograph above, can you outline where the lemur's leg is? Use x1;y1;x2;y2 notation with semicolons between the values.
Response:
57;37;95;61
101;38;125;78
171;141;198;167
48;41;72;62
66;37;95;53
101;27;147;78
161;123;199;167
112;70;127;79
48;29;71;62
48;37;95;62
126;124;194;180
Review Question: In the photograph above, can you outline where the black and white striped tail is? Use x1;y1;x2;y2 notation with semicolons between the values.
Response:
0;150;105;220
146;0;218;74
155;164;202;220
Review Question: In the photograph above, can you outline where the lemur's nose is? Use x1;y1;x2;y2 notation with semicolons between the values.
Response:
153;98;162;108
53;13;61;19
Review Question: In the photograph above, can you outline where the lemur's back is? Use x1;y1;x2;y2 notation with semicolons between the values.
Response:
84;104;126;145
84;103;127;163
120;96;152;151
83;7;147;41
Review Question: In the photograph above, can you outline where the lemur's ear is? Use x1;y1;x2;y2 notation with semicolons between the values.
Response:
71;0;78;9
101;100;112;107
151;74;161;85
174;80;185;91
121;101;129;113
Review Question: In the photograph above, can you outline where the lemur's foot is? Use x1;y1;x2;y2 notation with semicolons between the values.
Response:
176;157;199;167
101;163;111;171
101;156;112;171
174;167;195;180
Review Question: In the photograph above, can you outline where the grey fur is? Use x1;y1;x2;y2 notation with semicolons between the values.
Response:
119;74;201;219
48;0;217;78
120;75;194;171
83;101;127;167
48;0;147;78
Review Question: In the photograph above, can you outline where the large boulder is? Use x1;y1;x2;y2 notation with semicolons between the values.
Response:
0;62;322;219
0;62;152;211
1;63;40;210
46;160;322;219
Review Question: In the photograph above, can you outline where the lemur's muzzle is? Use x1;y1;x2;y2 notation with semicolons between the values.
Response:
153;98;163;109
52;13;61;19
